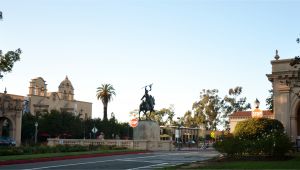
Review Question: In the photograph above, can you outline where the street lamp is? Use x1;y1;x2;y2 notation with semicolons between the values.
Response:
83;113;86;139
34;122;38;144
176;117;181;151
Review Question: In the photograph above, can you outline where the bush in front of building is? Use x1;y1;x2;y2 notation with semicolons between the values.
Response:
234;118;284;140
213;134;243;156
214;118;292;157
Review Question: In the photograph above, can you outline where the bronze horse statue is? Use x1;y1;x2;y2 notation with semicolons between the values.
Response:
139;95;155;120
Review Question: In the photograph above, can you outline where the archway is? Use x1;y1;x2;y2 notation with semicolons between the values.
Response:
0;117;13;137
296;109;300;136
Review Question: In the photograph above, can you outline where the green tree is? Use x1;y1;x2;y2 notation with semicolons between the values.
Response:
145;105;175;125
266;89;273;111
38;110;82;138
96;84;116;121
21;113;37;144
0;49;21;78
221;86;251;130
193;89;221;130
183;110;194;127
182;110;205;128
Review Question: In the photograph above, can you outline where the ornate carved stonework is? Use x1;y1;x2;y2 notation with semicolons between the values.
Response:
0;92;23;146
267;58;300;141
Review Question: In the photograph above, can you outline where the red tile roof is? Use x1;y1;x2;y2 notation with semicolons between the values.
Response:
229;110;273;118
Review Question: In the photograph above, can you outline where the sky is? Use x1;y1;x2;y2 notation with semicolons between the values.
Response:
1;0;300;123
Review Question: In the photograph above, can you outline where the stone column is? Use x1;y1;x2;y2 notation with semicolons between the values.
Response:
15;112;22;146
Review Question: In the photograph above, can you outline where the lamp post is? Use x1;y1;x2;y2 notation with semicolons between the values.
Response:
176;117;181;151
83;113;86;139
34;122;38;144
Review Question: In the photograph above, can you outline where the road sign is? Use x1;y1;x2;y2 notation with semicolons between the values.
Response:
92;127;98;133
210;131;215;139
175;129;180;138
129;118;138;128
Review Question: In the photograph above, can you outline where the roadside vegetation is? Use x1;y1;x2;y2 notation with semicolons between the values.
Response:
0;144;136;161
166;152;300;169
214;118;292;157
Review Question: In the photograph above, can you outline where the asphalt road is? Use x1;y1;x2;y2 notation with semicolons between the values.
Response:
0;149;219;170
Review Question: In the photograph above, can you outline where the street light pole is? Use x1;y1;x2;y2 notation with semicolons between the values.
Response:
34;122;38;144
83;113;86;139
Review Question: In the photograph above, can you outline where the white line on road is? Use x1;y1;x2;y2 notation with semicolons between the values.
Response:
21;154;174;170
126;163;169;170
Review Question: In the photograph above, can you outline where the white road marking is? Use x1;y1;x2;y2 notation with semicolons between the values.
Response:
21;154;175;170
126;163;169;170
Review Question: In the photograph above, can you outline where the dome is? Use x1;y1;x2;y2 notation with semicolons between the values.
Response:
59;76;74;90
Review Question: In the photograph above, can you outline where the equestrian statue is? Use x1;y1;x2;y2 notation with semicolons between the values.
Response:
139;84;155;120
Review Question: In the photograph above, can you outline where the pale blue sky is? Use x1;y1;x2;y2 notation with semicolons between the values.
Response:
1;0;300;123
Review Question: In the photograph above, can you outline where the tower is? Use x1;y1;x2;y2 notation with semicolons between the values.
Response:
58;76;74;101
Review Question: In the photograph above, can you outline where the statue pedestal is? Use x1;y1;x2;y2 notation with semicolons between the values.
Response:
133;120;160;141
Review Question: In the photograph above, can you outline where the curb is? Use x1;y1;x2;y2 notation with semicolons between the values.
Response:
0;151;148;166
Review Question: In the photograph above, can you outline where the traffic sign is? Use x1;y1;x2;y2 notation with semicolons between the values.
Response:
129;118;138;128
175;129;180;138
92;127;98;133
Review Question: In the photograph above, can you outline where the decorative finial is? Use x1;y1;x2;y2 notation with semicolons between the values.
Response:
274;49;280;60
254;98;260;109
4;87;7;94
0;11;2;20
65;75;68;79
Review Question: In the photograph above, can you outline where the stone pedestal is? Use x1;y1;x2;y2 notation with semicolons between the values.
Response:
133;120;160;141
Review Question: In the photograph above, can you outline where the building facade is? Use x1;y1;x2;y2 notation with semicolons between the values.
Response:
266;52;300;142
0;76;92;146
0;91;23;146
27;76;92;119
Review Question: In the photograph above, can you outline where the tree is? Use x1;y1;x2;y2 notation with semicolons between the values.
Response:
183;110;194;127
38;110;82;139
21;113;37;144
96;84;116;121
0;49;22;78
144;105;175;126
192;89;221;130
221;86;251;130
266;89;273;111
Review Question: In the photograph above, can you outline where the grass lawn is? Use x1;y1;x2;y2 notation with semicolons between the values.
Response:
169;153;300;169
0;149;137;162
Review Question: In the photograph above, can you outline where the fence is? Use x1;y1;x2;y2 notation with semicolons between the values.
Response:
47;138;174;151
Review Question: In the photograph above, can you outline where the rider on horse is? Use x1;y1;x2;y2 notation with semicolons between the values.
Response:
139;84;155;120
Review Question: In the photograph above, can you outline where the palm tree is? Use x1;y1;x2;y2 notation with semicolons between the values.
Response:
96;84;116;121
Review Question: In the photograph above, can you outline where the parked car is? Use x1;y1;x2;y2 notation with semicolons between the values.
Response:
0;136;16;146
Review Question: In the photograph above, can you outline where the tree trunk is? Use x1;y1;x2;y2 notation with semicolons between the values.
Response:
103;103;108;121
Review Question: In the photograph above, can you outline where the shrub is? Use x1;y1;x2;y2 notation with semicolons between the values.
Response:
214;118;292;157
214;135;243;156
234;118;284;140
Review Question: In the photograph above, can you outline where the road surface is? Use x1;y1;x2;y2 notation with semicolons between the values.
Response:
0;149;219;170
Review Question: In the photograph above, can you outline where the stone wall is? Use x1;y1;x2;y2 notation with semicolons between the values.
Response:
47;138;174;151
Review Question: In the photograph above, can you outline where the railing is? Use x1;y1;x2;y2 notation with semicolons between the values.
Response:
47;138;174;151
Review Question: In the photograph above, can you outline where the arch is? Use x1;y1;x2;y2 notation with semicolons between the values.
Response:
0;117;14;138
298;110;300;136
291;94;300;139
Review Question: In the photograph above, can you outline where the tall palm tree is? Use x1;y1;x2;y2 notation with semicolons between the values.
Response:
96;84;116;121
